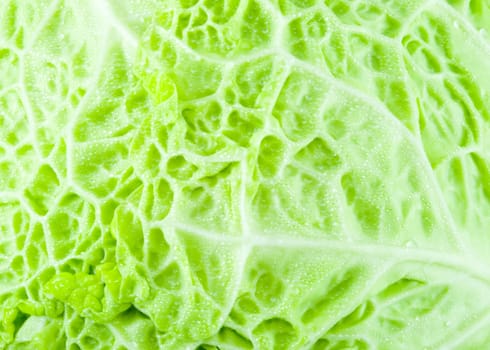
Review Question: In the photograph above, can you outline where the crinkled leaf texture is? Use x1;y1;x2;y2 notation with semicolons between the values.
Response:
1;0;490;349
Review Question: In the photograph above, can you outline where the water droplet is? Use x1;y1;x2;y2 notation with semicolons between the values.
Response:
453;21;460;29
405;240;416;248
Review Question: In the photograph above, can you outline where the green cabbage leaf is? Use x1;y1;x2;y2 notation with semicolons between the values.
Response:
1;0;490;349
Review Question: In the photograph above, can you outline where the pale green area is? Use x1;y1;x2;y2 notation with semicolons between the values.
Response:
0;0;490;349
